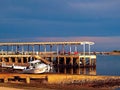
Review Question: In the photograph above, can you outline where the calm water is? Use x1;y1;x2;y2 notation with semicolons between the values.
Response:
97;55;120;76
51;55;120;76
97;55;120;90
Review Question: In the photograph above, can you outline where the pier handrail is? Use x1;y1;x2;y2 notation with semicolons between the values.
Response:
0;41;94;45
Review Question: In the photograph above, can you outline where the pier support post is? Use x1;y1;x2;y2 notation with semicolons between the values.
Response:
64;57;66;66
70;68;73;74
89;58;92;66
4;77;8;83
82;58;86;67
26;76;30;84
15;57;18;64
76;57;80;67
93;59;96;66
2;57;5;62
64;68;66;74
82;68;86;74
70;57;73;66
26;57;29;63
9;57;12;64
76;68;80;74
57;57;59;65
21;57;24;64
50;57;53;62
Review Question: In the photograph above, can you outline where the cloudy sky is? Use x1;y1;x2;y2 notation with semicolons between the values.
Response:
0;0;120;51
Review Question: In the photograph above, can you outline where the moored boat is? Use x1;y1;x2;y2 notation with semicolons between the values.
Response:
22;60;51;74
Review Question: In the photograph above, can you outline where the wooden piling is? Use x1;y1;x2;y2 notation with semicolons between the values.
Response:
70;57;73;66
26;76;30;84
64;57;66;66
4;77;8;83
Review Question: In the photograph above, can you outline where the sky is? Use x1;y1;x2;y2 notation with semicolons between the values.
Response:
0;0;120;51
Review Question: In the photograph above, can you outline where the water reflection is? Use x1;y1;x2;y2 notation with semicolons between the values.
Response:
52;67;96;75
0;67;96;75
1;55;120;76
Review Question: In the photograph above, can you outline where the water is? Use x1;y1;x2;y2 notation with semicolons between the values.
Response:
116;88;120;90
96;55;120;90
52;55;120;76
97;55;120;76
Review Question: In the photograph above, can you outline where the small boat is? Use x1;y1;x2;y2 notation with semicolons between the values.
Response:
22;60;51;74
1;62;12;68
1;62;26;70
12;64;26;70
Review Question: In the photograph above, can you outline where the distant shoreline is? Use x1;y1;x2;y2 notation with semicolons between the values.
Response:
108;52;120;55
95;52;120;55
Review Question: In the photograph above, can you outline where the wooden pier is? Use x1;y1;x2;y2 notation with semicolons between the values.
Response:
0;41;96;67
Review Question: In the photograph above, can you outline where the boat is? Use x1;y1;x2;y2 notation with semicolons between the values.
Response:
1;62;26;70
22;60;51;74
12;64;26;70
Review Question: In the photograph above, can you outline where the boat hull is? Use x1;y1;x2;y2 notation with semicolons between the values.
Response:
23;66;50;74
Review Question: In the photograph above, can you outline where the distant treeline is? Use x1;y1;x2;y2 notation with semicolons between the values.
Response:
112;50;120;52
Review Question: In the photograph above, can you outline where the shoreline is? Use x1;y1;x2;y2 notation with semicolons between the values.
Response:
97;52;120;55
0;74;119;90
0;83;115;90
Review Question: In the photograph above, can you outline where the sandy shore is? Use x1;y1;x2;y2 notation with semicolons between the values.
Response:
0;87;24;90
0;83;114;90
0;87;56;90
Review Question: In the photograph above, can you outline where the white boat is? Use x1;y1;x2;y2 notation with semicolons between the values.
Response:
1;62;12;68
1;63;26;70
12;64;26;70
22;60;51;74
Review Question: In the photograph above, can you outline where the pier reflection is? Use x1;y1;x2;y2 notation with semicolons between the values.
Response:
0;67;96;75
52;67;96;75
